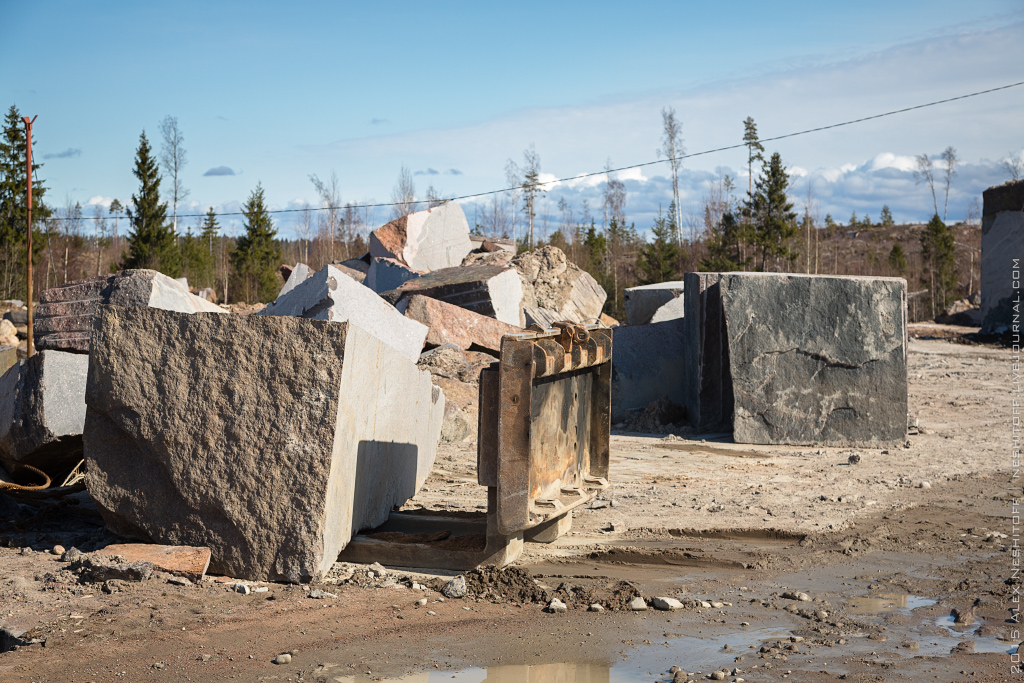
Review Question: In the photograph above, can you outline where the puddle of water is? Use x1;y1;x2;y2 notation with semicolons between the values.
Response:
846;593;935;615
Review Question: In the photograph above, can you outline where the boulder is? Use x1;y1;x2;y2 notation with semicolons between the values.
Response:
403;294;519;354
462;249;514;267
681;272;733;433
369;202;473;272
34;269;224;353
390;264;524;327
624;281;686;325
259;264;428;363
278;262;311;299
0;350;89;477
721;273;907;447
84;306;445;582
332;258;369;284
366;257;422;294
611;319;688;424
980;180;1024;334
513;246;606;323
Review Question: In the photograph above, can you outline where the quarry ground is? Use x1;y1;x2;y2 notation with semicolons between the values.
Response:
0;333;1019;682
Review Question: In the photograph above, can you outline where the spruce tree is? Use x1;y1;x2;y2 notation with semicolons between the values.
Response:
637;206;681;284
920;214;957;315
122;131;180;275
0;105;49;299
701;211;750;272
231;183;281;303
745;152;797;270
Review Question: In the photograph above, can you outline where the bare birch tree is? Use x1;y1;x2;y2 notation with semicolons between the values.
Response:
310;172;342;261
1003;150;1024;181
391;166;416;219
158;115;189;234
658;107;684;246
940;146;958;223
913;153;938;217
520;146;543;249
505;159;521;244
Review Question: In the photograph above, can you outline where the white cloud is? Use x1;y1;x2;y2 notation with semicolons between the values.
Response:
85;195;113;207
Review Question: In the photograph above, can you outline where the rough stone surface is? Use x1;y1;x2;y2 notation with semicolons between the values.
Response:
404;294;519;353
611;319;687;424
513;246;606;324
523;307;563;329
442;575;467;598
71;555;155;583
628;596;647;611
369;202;473;272
332;258;369;284
652;596;685;611
624;281;686;326
469;235;517;253
0;350;88;476
99;543;212;582
34;269;224;353
462;249;514;267
278;263;311;299
721;273;907;447
391;265;524;327
681;272;733;433
84;306;445;582
980;180;1024;333
366;257;422;294
0;346;16;377
259;264;428;363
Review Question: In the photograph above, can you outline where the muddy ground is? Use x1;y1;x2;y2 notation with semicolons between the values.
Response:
0;333;1019;682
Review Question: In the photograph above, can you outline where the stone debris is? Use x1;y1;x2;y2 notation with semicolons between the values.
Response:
442;575;467;598
462;248;514;267
652;596;685;611
332;257;370;284
274;654;292;665
624;281;685;325
366;257;423;293
513;246;606;324
980;179;1024;334
71;554;155;582
308;589;337;599
0;349;89;477
611;319;687;424
721;273;908;447
167;575;193;586
370;202;473;272
589;603;604;612
234;583;251;595
522;307;564;330
404;294;520;354
781;591;812;602
681;272;732;433
628;596;648;611
548;598;568;613
84;306;444;582
34;269;223;354
391;264;525;327
278;262;311;298
98;543;212;582
260;264;428;364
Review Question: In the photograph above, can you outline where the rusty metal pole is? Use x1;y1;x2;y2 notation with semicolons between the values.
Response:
23;116;37;358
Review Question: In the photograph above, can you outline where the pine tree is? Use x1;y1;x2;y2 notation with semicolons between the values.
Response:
0;105;49;299
231;183;281;303
122;131;180;275
636;207;680;284
744;152;797;270
888;243;906;274
920;214;957;316
701;211;751;272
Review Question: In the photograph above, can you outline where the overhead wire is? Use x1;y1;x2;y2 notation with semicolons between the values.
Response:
43;80;1024;222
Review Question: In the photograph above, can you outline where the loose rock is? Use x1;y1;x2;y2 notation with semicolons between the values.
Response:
548;598;568;613
629;597;648;611
442;575;467;599
652;596;685;611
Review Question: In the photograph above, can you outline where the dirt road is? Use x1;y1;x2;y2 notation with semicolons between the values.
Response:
0;337;1018;682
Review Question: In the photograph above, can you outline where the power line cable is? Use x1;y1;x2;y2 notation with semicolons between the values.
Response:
46;79;1024;222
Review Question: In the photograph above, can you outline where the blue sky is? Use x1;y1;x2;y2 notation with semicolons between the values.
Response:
2;1;1023;239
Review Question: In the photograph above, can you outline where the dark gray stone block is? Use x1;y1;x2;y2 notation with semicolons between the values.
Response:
980;180;1024;334
681;272;733;433
610;319;687;424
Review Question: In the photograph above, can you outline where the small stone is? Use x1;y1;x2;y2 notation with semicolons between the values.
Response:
740;622;750;627
441;575;467;599
652;597;685;611
848;453;861;465
274;654;291;665
427;610;437;616
59;547;83;563
234;583;250;595
19;546;31;555
416;598;428;606
52;545;65;556
781;591;811;602
153;662;165;669
548;598;568;613
167;576;193;587
790;636;804;643
669;666;680;674
917;481;931;489
309;589;337;599
710;671;726;681
700;601;712;608
589;604;604;613
629;597;648;611
710;601;724;608
816;610;829;620
253;586;268;593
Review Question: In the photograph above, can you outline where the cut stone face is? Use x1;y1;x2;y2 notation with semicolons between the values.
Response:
721;272;907;447
513;246;606;323
366;257;422;294
403;294;520;354
391;264;525;327
523;307;563;329
681;272;733;433
84;306;445;582
0;350;89;476
278;262;311;299
260;264;428;363
369;202;473;272
980;180;1024;334
332;258;369;284
624;281;686;326
610;319;688;424
34;269;224;353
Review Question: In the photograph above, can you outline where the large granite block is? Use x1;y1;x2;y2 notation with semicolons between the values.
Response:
513;246;606;323
366;257;422;294
391;264;524;327
35;269;224;353
403;294;520;354
681;272;733;433
980;180;1024;334
721;273;907;447
0;350;89;476
369;202;473;272
278;262;311;299
260;264;428;363
84;306;445;582
610;319;687;424
624;281;686;326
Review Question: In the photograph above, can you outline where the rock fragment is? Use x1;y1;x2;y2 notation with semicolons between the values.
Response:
548;598;568;613
403;294;520;354
391;264;524;327
624;281;685;325
366;257;423;294
652;596;685;611
369;202;473;272
513;246;606;323
442;575;467;599
629;596;648;611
